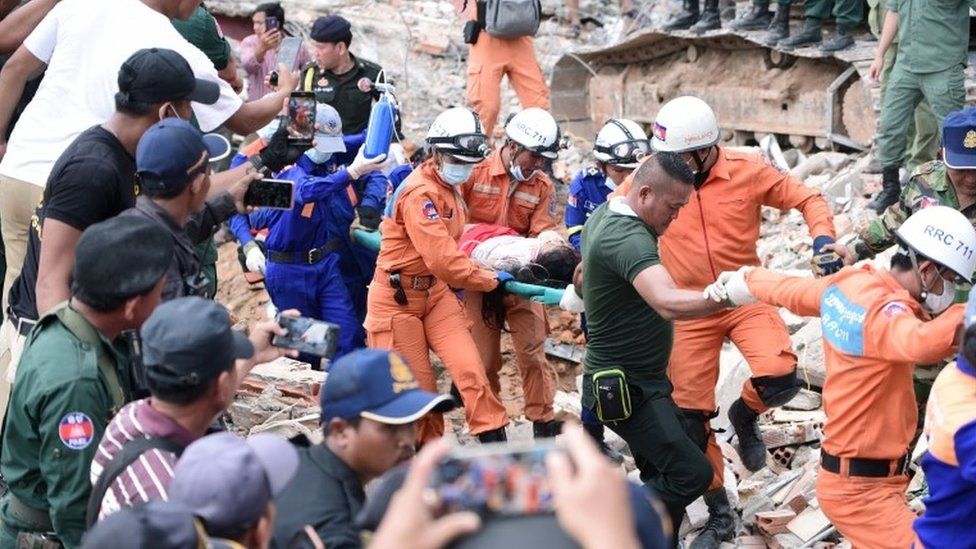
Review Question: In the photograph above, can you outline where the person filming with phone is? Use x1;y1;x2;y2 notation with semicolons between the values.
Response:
230;104;387;360
241;3;310;101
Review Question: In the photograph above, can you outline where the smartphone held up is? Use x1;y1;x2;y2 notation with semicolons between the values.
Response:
286;92;315;147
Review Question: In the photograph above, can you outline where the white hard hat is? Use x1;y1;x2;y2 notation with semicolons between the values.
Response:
895;205;976;282
504;108;564;160
426;107;490;164
651;96;720;153
594;118;650;168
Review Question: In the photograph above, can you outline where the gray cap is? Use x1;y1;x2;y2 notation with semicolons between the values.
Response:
72;216;173;306
142;297;253;390
170;432;299;538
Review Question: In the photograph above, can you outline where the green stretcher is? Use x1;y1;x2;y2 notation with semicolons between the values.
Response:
351;229;566;306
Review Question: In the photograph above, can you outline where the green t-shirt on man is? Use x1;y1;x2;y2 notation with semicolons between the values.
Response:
581;198;673;396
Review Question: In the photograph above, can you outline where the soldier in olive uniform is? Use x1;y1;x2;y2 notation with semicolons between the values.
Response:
299;15;387;137
0;216;172;548
867;0;972;213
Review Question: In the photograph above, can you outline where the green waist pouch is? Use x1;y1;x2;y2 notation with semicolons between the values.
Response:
592;369;632;423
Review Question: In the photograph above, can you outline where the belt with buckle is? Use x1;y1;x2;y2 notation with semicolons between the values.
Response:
7;310;37;338
6;492;53;531
267;240;341;265
401;274;435;290
820;451;908;478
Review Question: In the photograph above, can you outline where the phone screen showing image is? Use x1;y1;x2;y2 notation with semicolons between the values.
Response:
430;442;561;518
287;92;315;146
244;179;294;210
272;315;340;358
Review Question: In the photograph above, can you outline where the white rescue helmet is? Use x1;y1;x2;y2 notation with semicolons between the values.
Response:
594;119;651;168
651;96;720;153
895;205;976;282
426;107;490;164
504;108;564;160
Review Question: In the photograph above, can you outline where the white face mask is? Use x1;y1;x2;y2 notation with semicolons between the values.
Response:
440;162;474;186
923;275;955;314
305;148;332;165
510;161;534;182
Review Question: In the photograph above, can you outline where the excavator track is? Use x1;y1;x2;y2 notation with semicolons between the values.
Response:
551;25;976;152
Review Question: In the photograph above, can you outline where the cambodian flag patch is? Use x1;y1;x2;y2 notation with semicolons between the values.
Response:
920;196;940;209
653;122;667;141
59;412;94;450
422;200;439;220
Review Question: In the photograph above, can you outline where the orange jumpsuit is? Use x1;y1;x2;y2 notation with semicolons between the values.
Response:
746;265;964;549
458;1;549;137
365;160;509;442
461;149;557;423
612;147;836;488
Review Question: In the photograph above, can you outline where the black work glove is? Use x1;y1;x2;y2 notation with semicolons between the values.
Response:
356;206;381;231
255;118;306;173
811;235;843;277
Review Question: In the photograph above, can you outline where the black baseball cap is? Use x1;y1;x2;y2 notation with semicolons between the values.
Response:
80;501;209;549
142;297;253;390
310;15;352;44
118;48;221;105
72;217;173;305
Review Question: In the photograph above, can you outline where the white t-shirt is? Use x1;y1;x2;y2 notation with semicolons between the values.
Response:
0;0;243;187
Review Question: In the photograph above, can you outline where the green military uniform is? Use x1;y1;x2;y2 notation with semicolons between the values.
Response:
580;200;711;524
802;0;862;29
0;303;130;548
876;0;973;169
299;54;384;135
867;0;938;172
848;160;976;302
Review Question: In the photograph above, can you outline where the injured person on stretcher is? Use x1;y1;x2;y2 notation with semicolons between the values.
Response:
458;223;580;287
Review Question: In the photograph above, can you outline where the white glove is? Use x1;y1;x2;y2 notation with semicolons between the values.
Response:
702;267;757;307
245;245;266;275
560;284;585;313
347;149;387;180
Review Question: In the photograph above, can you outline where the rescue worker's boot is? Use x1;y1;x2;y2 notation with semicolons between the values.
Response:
665;0;700;30
477;426;508;444
689;488;736;549
820;23;854;52
777;18;821;50
532;420;563;439
583;422;625;464
763;6;790;45
868;166;902;213
730;4;772;31
690;0;721;34
728;398;767;472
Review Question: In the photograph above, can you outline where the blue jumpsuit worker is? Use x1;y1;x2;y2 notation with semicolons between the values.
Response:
566;119;650;454
230;104;388;360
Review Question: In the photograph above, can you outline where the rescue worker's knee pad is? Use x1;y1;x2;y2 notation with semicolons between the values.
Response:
752;371;803;408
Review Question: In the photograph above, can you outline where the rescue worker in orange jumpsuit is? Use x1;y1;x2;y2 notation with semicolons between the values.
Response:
461;108;562;439
365;107;511;444
456;0;550;137
704;205;975;549
612;96;840;548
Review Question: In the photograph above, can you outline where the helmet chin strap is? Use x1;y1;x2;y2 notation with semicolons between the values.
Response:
689;146;712;188
906;247;932;300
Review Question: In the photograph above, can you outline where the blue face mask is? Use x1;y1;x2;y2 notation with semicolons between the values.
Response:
305;149;333;165
440;162;474;186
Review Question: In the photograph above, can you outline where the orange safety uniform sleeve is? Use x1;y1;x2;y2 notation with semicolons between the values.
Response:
755;158;836;239
746;266;834;317
861;302;963;364
399;187;499;292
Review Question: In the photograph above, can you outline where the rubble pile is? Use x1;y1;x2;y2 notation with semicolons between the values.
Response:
204;1;905;547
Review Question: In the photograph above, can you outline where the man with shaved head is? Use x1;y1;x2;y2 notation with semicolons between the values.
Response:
578;152;735;544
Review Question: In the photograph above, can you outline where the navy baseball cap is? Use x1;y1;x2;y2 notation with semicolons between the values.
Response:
80;500;209;549
943;107;976;170
321;349;455;424
136;119;230;193
142;297;254;391
118;48;221;105
170;432;299;538
311;15;352;44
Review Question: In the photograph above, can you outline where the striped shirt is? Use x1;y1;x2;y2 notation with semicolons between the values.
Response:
89;398;197;520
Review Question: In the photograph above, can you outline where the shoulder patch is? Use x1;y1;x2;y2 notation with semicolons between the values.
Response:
881;301;910;318
920;196;940;209
422;199;439;220
586;165;600;177
820;286;867;356
59;412;95;450
567;194;578;208
357;77;373;93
